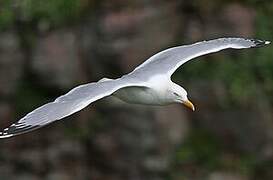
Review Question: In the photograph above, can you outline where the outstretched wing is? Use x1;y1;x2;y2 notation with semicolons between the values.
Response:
133;38;270;76
0;78;144;138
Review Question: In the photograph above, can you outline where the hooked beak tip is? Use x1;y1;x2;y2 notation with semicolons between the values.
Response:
183;100;195;111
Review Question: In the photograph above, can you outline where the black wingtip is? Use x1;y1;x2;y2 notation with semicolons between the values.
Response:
0;122;36;139
249;39;271;47
0;131;13;139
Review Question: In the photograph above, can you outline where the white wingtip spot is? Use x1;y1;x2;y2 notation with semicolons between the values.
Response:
0;133;13;139
265;41;271;45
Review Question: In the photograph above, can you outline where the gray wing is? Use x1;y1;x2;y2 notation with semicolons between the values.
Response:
0;78;144;138
133;38;270;77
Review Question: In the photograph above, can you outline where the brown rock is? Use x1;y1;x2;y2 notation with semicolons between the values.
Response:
0;32;23;96
32;30;81;89
209;171;248;180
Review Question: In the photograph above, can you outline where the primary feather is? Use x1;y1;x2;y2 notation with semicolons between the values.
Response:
133;38;270;77
0;37;270;138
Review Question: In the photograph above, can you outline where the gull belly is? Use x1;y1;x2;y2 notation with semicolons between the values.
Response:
113;75;170;105
0;38;270;138
113;86;164;105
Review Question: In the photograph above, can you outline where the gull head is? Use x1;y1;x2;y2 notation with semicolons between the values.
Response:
169;82;195;111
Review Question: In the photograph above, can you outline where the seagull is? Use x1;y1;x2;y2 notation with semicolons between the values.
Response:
0;37;270;138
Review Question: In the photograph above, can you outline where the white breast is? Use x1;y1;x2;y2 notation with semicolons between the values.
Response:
113;76;171;105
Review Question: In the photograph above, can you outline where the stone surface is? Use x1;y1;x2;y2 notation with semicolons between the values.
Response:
0;1;271;180
0;32;23;96
209;172;248;180
32;30;81;89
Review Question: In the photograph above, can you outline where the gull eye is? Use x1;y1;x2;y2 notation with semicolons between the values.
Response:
173;92;180;97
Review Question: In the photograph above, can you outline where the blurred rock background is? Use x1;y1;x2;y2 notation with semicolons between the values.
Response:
0;0;272;179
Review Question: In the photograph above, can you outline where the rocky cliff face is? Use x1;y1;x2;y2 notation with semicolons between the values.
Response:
0;1;272;180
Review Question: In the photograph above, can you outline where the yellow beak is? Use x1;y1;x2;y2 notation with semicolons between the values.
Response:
183;100;195;111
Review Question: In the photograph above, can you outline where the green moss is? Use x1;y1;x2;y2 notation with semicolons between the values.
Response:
63;112;109;139
175;129;222;170
14;80;51;117
0;1;14;29
0;0;93;30
19;0;83;24
170;129;261;179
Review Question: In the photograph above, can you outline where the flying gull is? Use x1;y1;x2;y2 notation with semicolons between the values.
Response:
0;37;270;138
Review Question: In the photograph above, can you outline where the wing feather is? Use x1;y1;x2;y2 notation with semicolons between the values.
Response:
133;38;270;76
0;78;143;138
